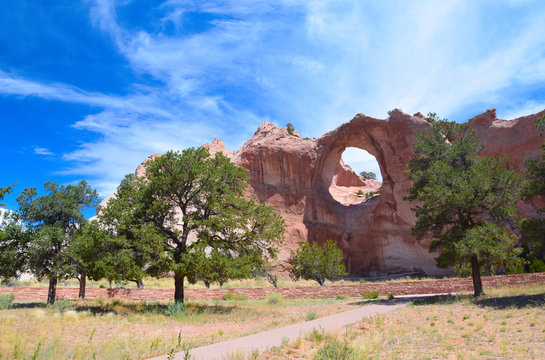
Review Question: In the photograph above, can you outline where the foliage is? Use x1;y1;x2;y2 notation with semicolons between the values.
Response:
101;148;285;302
286;123;295;135
0;184;13;207
359;171;376;180
223;293;248;301
363;290;379;299
289;240;348;286
521;114;545;270
265;293;284;305
0;294;14;310
405;113;522;296
0;181;98;304
313;339;361;360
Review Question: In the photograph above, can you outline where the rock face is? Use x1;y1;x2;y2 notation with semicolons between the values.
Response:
100;108;545;276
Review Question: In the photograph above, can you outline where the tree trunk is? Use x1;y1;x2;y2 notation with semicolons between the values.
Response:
471;256;484;296
47;277;57;305
78;273;86;300
174;273;184;303
136;279;144;289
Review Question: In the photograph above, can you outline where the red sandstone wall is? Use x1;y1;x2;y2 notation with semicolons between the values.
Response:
1;273;543;302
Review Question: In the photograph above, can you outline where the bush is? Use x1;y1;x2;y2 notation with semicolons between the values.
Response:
165;302;186;317
52;299;71;313
223;293;248;301
363;290;379;299
0;294;15;310
336;294;347;300
265;293;284;305
306;311;318;321
387;293;395;300
313;339;361;360
289;240;348;286
529;259;545;273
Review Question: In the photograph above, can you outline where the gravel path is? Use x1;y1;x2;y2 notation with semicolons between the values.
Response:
147;295;440;360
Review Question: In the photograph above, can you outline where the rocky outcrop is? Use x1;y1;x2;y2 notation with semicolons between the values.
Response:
100;108;545;277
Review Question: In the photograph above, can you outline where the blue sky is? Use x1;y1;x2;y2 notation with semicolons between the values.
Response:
1;0;545;217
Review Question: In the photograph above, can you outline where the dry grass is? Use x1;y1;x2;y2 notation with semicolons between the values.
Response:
4;274;437;289
0;296;357;359
259;285;545;360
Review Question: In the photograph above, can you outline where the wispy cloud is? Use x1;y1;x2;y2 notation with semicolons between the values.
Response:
33;147;54;156
3;0;545;197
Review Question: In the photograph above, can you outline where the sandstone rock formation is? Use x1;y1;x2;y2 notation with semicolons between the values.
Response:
99;108;545;277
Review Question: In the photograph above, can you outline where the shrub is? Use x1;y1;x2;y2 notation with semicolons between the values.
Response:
223;293;248;301
165;302;186;317
306;311;318;321
363;290;379;299
387;293;395;300
313;339;361;360
286;123;295;135
52;299;71;313
529;259;545;273
336;294;347;300
265;293;284;305
289;240;348;286
0;294;15;310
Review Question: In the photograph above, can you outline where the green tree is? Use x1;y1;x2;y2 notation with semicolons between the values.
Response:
359;171;376;180
15;181;98;304
101;148;285;303
286;123;295;135
289;240;348;286
521;114;545;270
405;114;522;296
0;184;13;207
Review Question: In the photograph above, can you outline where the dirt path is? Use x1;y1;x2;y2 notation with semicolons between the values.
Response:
148;295;438;360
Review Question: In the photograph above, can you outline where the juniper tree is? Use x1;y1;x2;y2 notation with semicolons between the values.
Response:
405;114;522;296
101;148;284;303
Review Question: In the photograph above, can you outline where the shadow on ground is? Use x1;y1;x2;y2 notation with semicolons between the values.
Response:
411;293;545;309
9;301;238;316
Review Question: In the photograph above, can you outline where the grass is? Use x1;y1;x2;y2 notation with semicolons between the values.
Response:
1;274;441;289
0;296;358;359
258;284;545;359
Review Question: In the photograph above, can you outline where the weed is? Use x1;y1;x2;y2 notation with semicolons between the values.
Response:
96;297;105;306
387;293;394;300
167;348;175;360
306;311;318;321
165;302;186;317
363;290;379;299
265;293;284;305
336;294;347;300
313;339;361;360
307;327;324;343
52;299;71;313
0;294;15;310
223;293;248;301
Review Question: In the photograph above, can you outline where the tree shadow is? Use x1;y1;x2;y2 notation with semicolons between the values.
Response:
410;293;545;309
475;293;545;309
12;302;46;309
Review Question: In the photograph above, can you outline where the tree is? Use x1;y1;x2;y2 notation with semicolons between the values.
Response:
405;114;522;296
286;123;295;135
0;184;13;207
101;148;285;303
359;171;376;180
289;240;348;286
521;114;545;271
15;181;98;304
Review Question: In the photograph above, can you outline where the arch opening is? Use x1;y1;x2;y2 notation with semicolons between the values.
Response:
328;147;382;206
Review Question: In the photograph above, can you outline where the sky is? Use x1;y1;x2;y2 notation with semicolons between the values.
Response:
1;0;545;218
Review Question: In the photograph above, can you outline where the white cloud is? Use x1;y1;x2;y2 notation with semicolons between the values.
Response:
4;0;545;197
33;147;54;156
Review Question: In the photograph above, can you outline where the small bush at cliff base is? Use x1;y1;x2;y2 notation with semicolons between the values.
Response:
223;293;248;301
0;294;14;309
289;240;348;286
